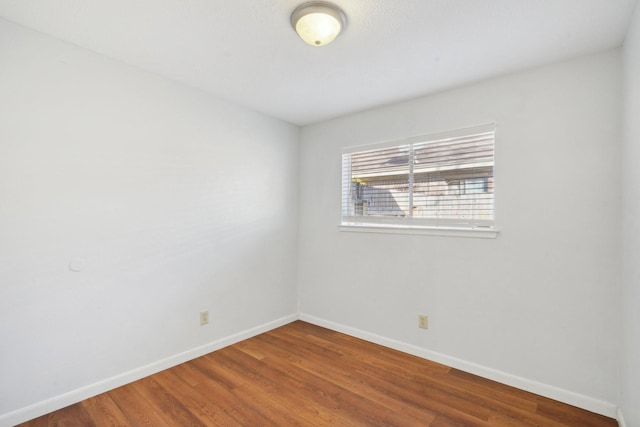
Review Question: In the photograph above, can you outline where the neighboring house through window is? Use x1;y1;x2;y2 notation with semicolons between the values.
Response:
341;124;496;237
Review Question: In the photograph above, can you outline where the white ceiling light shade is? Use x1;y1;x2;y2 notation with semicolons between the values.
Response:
291;1;346;47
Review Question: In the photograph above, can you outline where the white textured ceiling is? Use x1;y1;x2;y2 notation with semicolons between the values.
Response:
0;0;637;125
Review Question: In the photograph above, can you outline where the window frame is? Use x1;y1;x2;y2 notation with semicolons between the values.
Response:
340;124;498;239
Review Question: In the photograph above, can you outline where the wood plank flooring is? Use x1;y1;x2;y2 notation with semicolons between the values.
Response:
17;321;618;426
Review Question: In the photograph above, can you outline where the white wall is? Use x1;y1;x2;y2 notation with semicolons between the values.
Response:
0;18;299;423
298;50;622;413
621;3;640;426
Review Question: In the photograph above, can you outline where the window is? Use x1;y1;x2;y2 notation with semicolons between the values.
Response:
463;177;489;195
341;124;496;237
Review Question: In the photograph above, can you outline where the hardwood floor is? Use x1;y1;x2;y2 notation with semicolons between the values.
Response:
17;321;618;426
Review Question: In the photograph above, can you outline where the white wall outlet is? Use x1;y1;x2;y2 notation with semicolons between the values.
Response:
200;310;209;325
418;314;428;329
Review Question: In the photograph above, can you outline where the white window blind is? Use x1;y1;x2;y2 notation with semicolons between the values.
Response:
341;124;495;231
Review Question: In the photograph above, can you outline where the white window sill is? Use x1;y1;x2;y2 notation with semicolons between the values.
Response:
339;223;499;239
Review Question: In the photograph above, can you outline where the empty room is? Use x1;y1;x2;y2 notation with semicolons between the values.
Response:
1;1;639;426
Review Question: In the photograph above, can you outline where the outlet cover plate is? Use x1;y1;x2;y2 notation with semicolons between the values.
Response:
200;310;209;325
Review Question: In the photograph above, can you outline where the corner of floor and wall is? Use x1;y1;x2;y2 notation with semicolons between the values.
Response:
2;2;640;427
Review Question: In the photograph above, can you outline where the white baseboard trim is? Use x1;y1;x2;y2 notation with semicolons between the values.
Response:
617;408;628;427
299;313;618;419
0;313;297;427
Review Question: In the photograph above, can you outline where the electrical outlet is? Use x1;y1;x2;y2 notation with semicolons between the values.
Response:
200;310;209;326
418;315;428;329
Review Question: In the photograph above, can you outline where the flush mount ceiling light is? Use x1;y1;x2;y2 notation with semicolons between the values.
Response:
290;1;346;47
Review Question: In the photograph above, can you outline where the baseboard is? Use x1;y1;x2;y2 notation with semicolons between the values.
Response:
0;313;298;427
299;313;618;419
617;408;628;427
